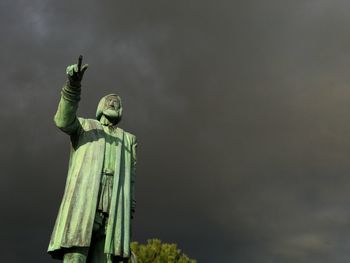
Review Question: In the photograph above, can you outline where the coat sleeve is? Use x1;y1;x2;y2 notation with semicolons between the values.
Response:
131;136;137;213
53;81;83;135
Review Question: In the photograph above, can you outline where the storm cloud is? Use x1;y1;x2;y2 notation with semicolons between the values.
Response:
1;0;350;262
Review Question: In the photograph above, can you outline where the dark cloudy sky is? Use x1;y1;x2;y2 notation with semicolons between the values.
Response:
2;0;350;262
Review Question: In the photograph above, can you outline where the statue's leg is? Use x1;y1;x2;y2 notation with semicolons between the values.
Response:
87;212;131;263
87;233;107;263
63;247;89;263
87;212;108;263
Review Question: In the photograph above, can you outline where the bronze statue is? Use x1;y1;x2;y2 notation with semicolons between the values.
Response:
48;56;137;263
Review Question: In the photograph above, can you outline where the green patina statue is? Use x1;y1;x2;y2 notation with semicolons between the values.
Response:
48;56;137;263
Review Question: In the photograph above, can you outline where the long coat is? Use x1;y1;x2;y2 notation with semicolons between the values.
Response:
48;92;137;259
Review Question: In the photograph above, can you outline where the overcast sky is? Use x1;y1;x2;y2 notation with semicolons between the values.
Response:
2;0;350;262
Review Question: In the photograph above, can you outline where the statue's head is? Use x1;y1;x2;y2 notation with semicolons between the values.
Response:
96;94;123;124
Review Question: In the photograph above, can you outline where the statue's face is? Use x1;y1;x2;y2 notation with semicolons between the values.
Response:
102;95;121;119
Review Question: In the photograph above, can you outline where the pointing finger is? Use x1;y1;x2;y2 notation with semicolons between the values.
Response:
78;55;83;71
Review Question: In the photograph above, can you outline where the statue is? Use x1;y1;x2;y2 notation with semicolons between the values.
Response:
48;56;137;263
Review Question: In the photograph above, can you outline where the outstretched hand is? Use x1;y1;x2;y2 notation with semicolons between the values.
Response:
66;55;89;86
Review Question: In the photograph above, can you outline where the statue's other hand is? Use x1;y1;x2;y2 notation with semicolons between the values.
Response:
66;55;89;87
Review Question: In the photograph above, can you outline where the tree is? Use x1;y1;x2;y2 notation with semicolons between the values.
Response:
130;239;196;263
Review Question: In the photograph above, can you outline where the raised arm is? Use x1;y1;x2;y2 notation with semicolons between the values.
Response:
54;56;88;135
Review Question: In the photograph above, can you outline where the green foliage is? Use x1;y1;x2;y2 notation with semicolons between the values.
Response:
130;239;196;263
